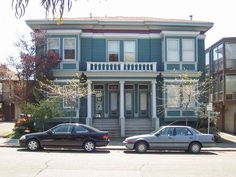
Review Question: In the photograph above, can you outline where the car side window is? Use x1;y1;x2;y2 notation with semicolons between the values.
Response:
175;127;193;136
52;125;73;134
74;125;88;133
159;127;174;136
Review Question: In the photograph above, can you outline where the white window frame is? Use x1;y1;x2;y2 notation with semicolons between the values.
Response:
63;38;76;61
124;41;136;62
47;38;60;55
167;38;180;62
107;40;120;62
182;39;195;62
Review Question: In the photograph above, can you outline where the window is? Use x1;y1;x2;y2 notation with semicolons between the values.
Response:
47;38;60;54
124;41;135;62
63;85;77;108
74;125;88;133
52;125;73;134
108;41;119;61
205;52;210;65
226;76;236;95
0;83;2;95
226;43;236;68
182;39;195;62
167;39;179;61
159;127;174;136
175;127;192;136
166;84;180;108
182;85;196;108
63;38;76;60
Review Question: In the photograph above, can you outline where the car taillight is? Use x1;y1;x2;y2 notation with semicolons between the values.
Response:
103;134;109;140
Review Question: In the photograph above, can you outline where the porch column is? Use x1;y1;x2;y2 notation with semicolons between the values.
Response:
151;80;159;129
86;80;92;126
119;80;125;137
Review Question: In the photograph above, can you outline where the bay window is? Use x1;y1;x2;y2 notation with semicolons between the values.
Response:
47;38;60;55
166;84;180;108
182;39;195;62
167;39;179;62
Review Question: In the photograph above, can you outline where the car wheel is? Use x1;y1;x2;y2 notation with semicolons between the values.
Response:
189;142;201;154
27;139;40;151
83;141;95;152
135;141;148;153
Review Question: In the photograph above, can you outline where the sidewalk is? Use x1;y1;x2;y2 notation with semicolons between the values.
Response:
0;133;236;151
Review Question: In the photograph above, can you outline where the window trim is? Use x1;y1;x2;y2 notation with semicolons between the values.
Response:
63;37;76;61
107;40;120;62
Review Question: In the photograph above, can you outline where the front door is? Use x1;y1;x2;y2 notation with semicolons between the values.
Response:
125;92;134;118
109;92;119;118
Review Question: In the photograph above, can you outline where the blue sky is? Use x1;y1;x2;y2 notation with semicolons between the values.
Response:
1;0;236;65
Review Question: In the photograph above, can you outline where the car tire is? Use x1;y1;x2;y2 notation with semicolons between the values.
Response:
189;142;201;154
83;141;96;152
27;139;40;151
135;141;148;153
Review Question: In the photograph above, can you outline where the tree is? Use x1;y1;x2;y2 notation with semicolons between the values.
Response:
158;71;219;128
12;0;74;20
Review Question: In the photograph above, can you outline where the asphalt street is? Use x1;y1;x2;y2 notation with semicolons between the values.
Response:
0;147;236;177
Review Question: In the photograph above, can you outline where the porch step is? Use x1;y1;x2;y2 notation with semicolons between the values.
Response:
93;119;120;137
125;119;154;137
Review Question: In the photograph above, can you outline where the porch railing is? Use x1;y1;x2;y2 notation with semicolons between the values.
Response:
87;62;157;72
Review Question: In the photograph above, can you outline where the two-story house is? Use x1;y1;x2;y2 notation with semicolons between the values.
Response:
206;37;236;134
26;17;213;136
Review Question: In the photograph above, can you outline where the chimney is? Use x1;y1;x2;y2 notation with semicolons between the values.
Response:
189;15;193;21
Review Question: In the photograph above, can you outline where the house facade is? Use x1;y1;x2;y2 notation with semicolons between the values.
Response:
27;17;213;136
206;37;236;134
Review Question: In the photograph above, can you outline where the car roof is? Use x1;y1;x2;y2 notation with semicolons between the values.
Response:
161;125;192;128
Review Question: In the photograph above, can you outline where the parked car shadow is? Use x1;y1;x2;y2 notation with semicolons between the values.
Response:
17;148;111;154
123;150;217;155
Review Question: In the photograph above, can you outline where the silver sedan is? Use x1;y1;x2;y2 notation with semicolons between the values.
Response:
123;125;215;153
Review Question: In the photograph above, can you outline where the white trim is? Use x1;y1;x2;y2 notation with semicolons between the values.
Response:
63;37;76;61
47;29;82;35
197;35;206;39
161;31;200;37
164;79;198;83
81;33;162;39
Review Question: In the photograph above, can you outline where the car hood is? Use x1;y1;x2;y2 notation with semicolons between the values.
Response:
25;131;47;137
125;134;153;140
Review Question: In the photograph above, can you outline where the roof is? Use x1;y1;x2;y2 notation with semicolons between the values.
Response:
26;16;213;33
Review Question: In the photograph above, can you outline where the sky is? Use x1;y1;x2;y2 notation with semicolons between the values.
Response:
0;0;236;65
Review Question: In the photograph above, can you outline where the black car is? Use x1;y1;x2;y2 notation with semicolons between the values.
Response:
19;123;110;152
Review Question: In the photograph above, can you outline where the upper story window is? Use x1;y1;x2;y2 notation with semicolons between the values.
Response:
124;41;135;62
167;39;179;62
108;41;120;62
213;44;223;61
225;43;236;69
63;38;76;60
182;39;195;62
47;38;60;55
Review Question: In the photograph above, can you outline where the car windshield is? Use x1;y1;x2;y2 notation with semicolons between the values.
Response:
150;126;164;134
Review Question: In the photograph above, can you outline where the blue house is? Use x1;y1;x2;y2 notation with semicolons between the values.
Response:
26;17;213;137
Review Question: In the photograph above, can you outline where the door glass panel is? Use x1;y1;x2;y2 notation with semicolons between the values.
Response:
125;92;132;111
140;92;147;111
111;92;118;111
95;94;103;118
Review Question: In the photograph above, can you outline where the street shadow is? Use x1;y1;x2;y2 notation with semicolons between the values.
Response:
123;150;217;155
17;148;111;154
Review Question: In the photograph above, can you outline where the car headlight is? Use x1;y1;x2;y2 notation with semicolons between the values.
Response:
19;135;26;141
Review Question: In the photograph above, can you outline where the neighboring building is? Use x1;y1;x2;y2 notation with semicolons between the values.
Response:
27;17;213;136
206;37;236;134
0;65;35;121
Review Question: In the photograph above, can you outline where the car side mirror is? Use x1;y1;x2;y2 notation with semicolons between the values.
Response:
155;132;160;136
